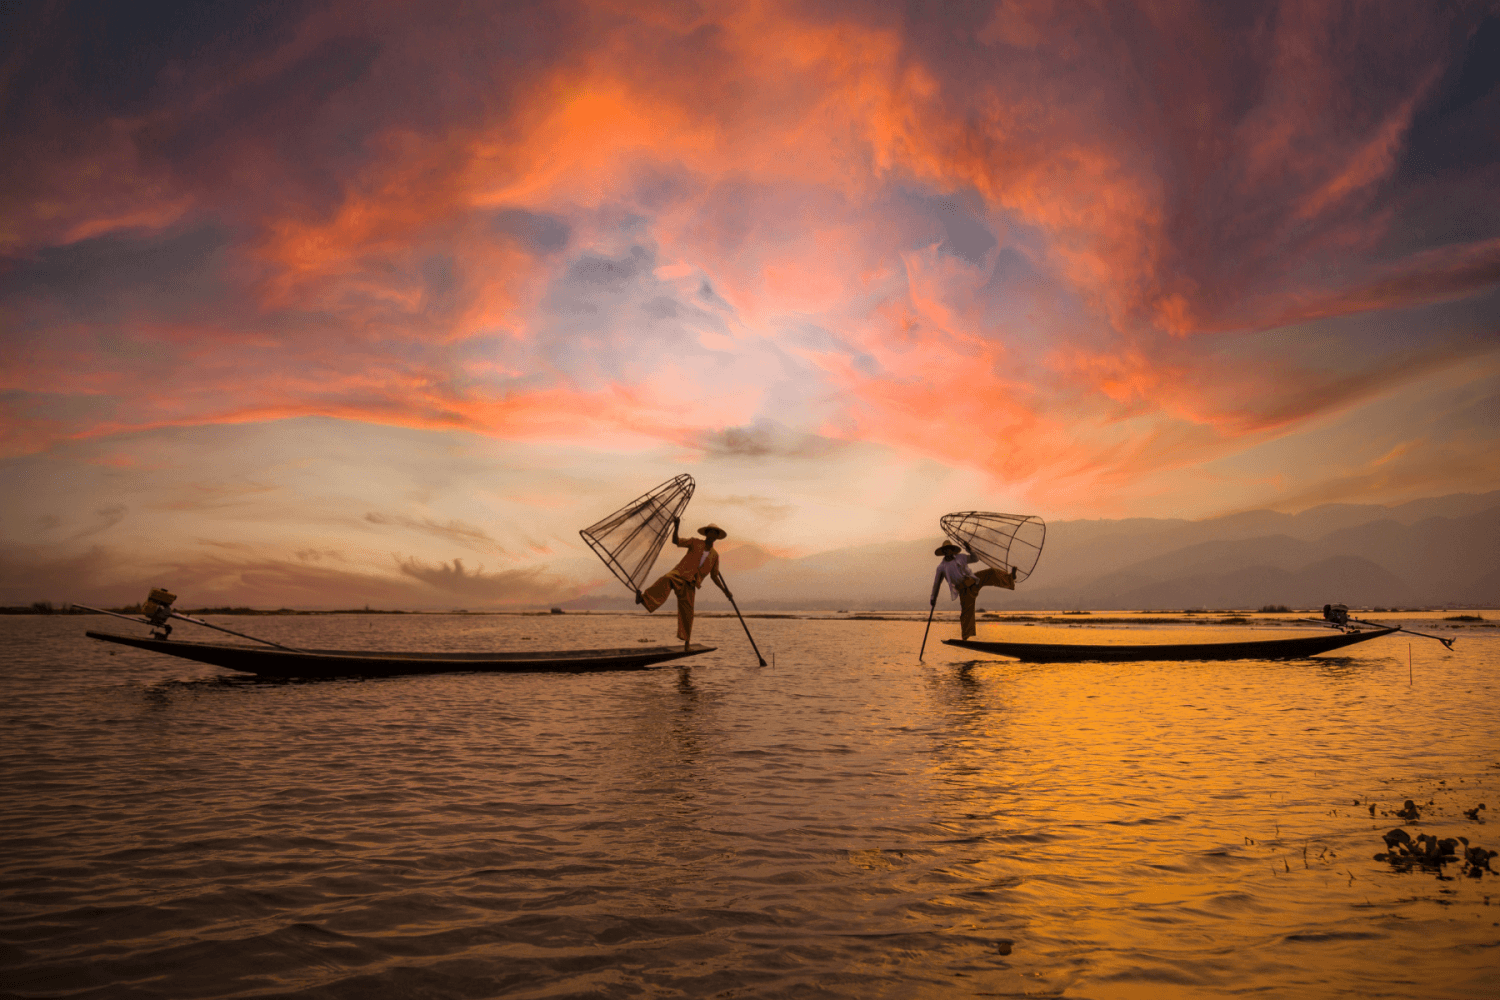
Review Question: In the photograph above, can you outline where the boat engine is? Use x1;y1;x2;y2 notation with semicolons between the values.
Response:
1322;603;1350;627
142;588;177;638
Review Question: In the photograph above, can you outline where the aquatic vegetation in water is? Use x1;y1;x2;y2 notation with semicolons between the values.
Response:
1375;826;1496;877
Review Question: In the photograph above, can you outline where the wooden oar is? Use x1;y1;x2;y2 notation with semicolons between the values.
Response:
919;599;937;662
719;578;766;666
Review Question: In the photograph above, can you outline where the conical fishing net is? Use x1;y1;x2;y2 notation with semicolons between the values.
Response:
580;475;695;594
940;512;1047;583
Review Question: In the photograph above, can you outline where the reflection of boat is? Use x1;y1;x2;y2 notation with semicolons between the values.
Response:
943;627;1398;663
87;631;714;678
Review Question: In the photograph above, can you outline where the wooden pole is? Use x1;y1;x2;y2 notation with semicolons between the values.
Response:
919;600;937;662
1409;643;1412;686
719;578;766;666
69;603;301;650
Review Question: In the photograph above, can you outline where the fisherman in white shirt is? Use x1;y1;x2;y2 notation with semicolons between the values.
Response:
931;541;1016;639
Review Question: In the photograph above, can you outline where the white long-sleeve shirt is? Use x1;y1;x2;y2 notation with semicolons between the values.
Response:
932;553;978;602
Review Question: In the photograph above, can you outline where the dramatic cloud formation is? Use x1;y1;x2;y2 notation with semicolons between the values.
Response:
395;555;581;603
2;0;1497;606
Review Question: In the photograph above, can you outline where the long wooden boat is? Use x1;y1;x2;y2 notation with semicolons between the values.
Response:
87;631;715;678
942;627;1398;663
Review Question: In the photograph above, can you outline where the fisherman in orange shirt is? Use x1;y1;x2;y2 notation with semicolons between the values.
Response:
638;518;732;649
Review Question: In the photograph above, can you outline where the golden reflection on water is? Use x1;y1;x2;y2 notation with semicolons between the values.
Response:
908;617;1497;998
0;612;1495;999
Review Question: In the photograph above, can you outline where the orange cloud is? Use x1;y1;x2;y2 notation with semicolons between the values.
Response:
3;0;1497;513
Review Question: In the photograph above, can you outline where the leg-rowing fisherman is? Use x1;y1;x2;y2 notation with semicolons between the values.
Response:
931;541;1016;640
639;520;733;650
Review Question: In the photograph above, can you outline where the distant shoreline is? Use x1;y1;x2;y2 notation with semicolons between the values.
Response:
10;605;1494;625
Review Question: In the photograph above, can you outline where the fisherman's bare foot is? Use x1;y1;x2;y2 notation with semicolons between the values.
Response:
684;641;692;651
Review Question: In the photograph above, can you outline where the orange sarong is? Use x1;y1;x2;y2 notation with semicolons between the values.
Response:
641;570;697;641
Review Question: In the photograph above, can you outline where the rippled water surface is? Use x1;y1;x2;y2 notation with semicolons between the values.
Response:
2;613;1497;999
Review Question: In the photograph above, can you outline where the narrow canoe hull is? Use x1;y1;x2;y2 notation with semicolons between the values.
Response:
87;631;715;677
942;627;1399;663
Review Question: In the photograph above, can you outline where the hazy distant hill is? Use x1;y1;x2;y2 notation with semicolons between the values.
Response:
1019;556;1415;612
1314;509;1500;603
1028;492;1500;588
615;490;1500;611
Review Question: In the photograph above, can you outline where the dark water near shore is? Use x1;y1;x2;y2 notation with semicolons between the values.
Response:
2;613;1497;999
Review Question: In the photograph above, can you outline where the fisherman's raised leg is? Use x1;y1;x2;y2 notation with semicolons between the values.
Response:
975;567;1016;591
641;572;678;613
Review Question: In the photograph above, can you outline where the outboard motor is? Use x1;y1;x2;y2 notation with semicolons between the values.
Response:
142;588;177;638
1322;603;1349;627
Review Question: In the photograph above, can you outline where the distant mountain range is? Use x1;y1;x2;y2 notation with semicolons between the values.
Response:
565;490;1500;610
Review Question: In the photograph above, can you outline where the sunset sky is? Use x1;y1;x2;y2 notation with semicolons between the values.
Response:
3;0;1498;608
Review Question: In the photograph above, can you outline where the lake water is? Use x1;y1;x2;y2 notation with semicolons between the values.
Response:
2;612;1497;999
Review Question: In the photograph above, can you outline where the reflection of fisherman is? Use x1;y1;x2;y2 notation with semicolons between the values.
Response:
931;541;1017;640
638;519;732;649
